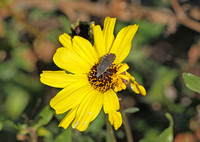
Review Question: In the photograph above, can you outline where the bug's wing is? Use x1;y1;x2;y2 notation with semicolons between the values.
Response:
97;53;116;77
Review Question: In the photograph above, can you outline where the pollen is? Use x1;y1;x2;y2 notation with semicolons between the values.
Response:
72;121;79;128
88;64;117;93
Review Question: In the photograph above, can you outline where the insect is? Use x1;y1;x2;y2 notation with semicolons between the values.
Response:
96;53;116;77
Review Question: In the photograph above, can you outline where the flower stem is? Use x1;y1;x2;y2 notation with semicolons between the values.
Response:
122;112;134;142
106;115;116;142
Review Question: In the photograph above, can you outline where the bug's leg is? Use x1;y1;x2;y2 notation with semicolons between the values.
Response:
99;73;104;80
105;70;112;75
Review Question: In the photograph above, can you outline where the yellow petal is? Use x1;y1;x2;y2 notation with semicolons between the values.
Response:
120;74;130;81
117;63;129;74
50;79;94;114
130;82;140;94
108;111;122;130
110;25;139;63
122;83;127;89
103;17;116;53
40;71;82;88
72;90;103;131
138;85;146;96
53;47;91;74
58;106;78;129
72;36;98;65
92;24;105;58
103;90;119;113
59;33;73;49
130;81;146;96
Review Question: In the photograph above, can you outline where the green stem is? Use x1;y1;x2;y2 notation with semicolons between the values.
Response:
106;115;116;142
122;112;134;142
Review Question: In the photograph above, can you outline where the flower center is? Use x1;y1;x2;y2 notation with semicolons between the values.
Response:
88;64;117;93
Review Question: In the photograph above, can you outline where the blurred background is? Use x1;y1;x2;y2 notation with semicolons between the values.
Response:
0;0;200;142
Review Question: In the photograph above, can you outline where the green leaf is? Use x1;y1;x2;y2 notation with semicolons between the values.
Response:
18;123;29;135
144;66;178;103
124;107;140;114
0;60;17;80
132;20;165;44
139;113;173;142
156;113;173;142
114;21;128;36
4;21;20;47
54;127;73;142
29;8;54;20
37;127;53;138
12;46;34;72
55;111;68;122
59;16;72;34
46;29;61;43
182;73;200;93
4;84;29;119
33;105;54;129
3;120;18;130
0;121;3;131
13;72;42;91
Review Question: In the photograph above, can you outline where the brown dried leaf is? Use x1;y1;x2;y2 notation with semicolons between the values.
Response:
195;127;200;140
0;6;10;19
20;48;37;71
16;134;29;141
0;51;7;62
0;18;4;37
33;38;57;63
189;7;200;21
174;132;197;142
14;0;55;11
188;42;200;66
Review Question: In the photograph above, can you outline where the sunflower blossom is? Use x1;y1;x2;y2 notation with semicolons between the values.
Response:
40;17;146;131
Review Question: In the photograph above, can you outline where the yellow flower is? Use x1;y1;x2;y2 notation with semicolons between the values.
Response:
40;17;146;131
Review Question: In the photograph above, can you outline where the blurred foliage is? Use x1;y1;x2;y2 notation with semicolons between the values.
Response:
0;0;200;142
139;113;173;142
123;107;140;114
182;73;200;93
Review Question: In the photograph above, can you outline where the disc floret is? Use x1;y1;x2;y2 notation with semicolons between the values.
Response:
88;64;117;93
88;63;131;93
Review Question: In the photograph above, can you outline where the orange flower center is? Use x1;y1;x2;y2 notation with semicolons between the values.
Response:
88;64;117;93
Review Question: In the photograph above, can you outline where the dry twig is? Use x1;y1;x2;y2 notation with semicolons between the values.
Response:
170;0;200;32
0;0;200;34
